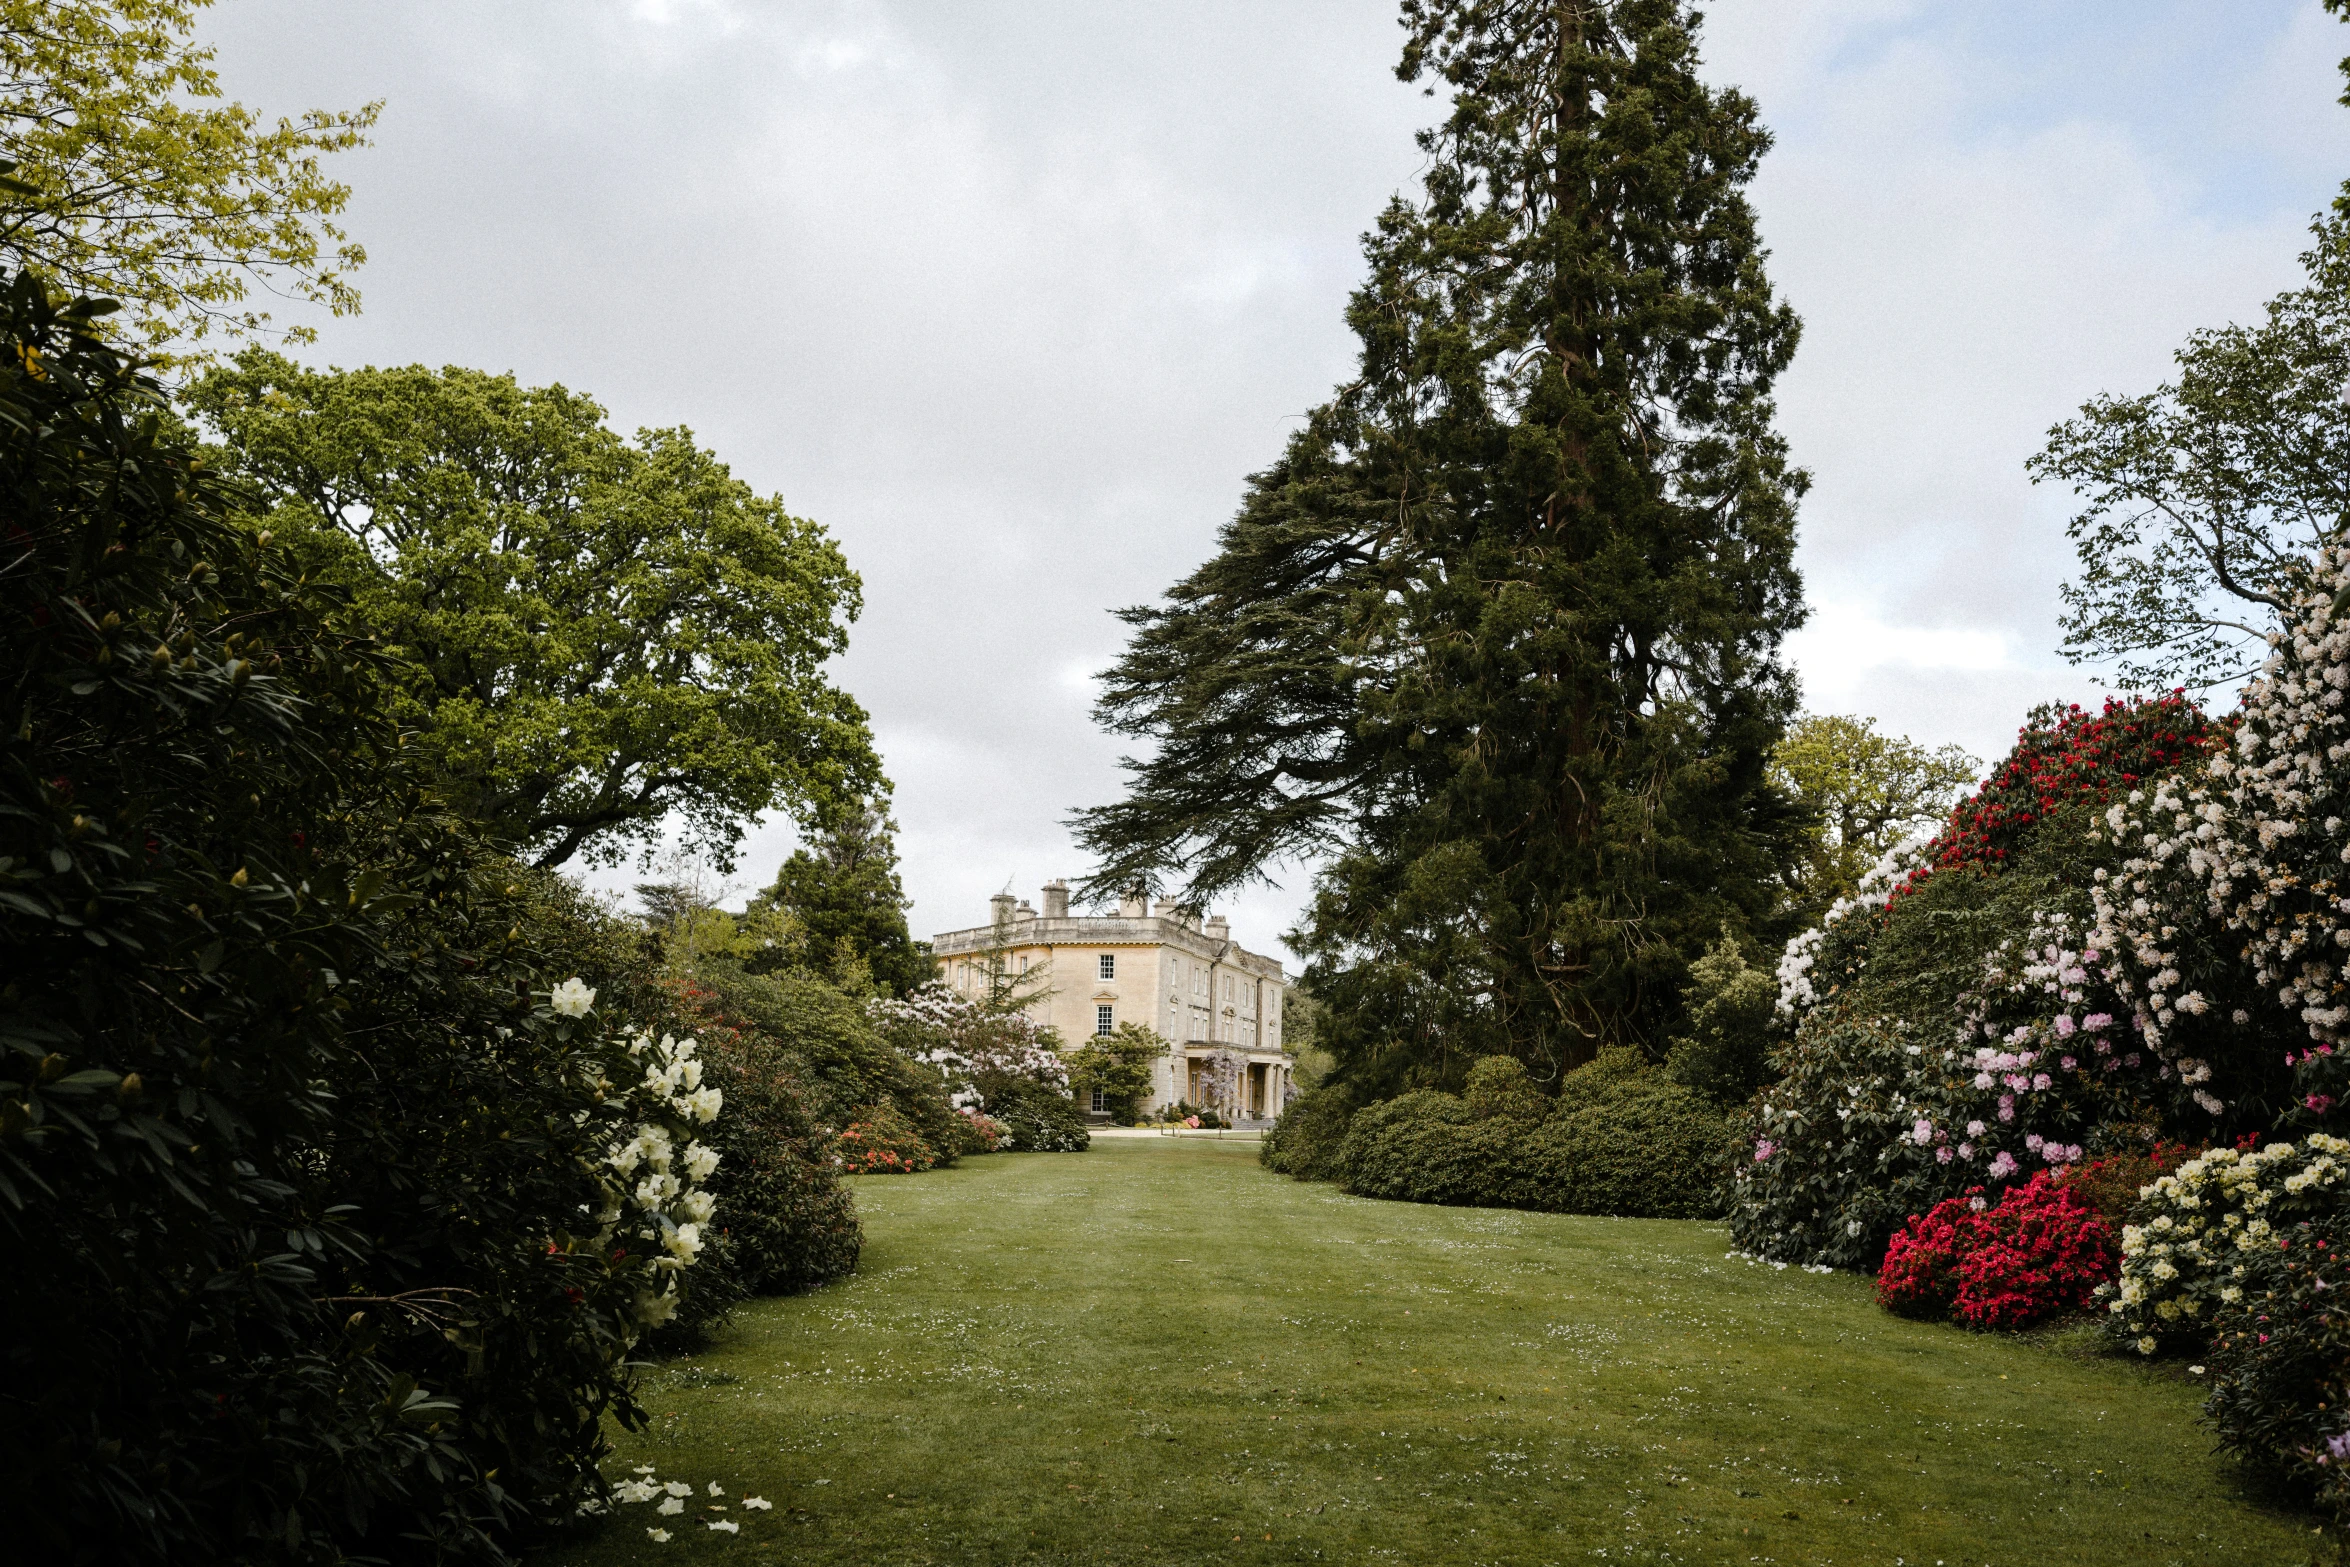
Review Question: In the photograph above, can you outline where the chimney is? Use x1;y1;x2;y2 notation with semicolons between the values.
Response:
989;891;1017;927
1118;889;1148;918
1205;914;1230;940
1153;897;1184;918
1041;880;1070;919
1015;899;1036;922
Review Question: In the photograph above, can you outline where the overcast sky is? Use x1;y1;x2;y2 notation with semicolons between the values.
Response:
200;0;2350;966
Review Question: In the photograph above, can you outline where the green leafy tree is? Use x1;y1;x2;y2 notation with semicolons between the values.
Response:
186;353;884;870
1076;0;1808;1090
1663;927;1776;1104
1067;1022;1167;1122
0;0;376;358
1769;714;1977;910
2031;212;2350;692
750;799;930;996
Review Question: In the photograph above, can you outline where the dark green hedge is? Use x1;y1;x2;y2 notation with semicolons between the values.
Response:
1329;1053;1733;1218
1261;1085;1358;1181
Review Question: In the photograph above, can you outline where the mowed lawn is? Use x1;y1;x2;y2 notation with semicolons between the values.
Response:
538;1138;2321;1567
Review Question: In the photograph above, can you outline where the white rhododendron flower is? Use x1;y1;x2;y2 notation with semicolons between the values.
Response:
550;977;597;1017
683;1141;721;1180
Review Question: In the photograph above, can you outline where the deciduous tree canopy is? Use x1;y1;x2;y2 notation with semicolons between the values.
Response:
2033;212;2350;692
1770;713;1978;911
188;353;883;871
0;0;375;358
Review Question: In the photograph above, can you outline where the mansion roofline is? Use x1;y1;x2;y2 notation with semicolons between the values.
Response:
930;886;1285;982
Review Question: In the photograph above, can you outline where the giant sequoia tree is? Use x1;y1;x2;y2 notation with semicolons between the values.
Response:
1076;0;1809;1090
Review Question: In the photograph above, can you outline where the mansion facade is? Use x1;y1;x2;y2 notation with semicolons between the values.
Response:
930;882;1295;1124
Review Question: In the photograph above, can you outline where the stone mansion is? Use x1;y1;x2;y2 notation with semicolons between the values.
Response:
929;882;1296;1124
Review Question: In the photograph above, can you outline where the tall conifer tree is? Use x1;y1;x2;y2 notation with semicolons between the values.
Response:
1076;0;1809;1090
752;800;931;997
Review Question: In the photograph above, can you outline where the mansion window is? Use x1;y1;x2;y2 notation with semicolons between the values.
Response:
1089;1086;1106;1113
1099;953;1116;980
1096;1004;1114;1036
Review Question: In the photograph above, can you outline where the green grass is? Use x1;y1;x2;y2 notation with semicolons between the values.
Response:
536;1138;2327;1566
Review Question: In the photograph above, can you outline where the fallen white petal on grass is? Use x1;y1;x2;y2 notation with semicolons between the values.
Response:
646;1527;672;1542
707;1481;725;1497
707;1519;740;1534
656;1498;684;1516
742;1497;773;1510
663;1480;692;1498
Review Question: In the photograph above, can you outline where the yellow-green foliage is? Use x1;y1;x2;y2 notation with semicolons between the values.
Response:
0;0;377;357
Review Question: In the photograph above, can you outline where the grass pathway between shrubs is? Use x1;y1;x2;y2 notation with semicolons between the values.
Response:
536;1139;2321;1567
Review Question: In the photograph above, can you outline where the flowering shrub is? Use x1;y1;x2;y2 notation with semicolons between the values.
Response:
590;1019;725;1331
1736;914;2157;1268
2088;554;2350;1134
1877;1175;2115;1330
1901;696;2213;890
2202;1205;2350;1528
985;1076;1094;1151
2056;1141;2199;1226
2103;1134;2350;1354
869;983;1069;1106
648;981;859;1336
1774;836;1926;1023
835;1103;941;1173
0;278;737;1566
1875;1195;1970;1318
690;966;964;1160
947;1108;1008;1155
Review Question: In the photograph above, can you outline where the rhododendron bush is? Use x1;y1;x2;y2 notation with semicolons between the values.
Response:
2103;1134;2350;1354
0;280;742;1567
2202;1203;2350;1530
1732;679;2330;1271
868;984;1088;1152
1876;1174;2114;1329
